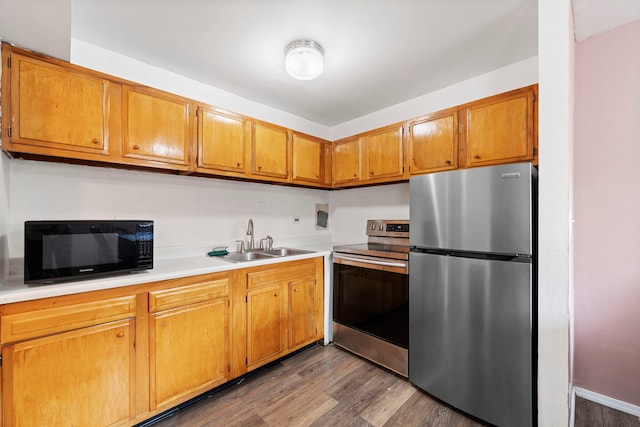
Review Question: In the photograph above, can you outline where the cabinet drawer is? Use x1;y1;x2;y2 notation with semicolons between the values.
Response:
246;261;317;290
1;295;136;344
149;278;229;313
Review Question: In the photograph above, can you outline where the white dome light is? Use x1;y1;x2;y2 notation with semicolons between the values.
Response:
285;40;323;81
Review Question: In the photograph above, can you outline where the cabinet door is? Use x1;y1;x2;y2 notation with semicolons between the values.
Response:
332;137;361;185
288;276;318;349
2;320;135;427
7;52;110;156
123;85;191;168
149;298;229;409
291;133;330;186
363;124;404;181
197;106;247;176
463;86;536;167
246;284;286;369
408;110;458;175
250;122;290;180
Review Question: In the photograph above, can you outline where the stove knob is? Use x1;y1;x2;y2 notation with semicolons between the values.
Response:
370;224;376;230
379;225;384;231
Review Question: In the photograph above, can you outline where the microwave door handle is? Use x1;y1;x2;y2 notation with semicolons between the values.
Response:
334;255;406;268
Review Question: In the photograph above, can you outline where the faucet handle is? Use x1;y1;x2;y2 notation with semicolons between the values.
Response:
235;240;245;253
266;235;273;250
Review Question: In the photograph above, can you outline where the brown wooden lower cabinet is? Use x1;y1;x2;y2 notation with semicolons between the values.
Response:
0;257;324;427
2;320;136;427
148;276;231;411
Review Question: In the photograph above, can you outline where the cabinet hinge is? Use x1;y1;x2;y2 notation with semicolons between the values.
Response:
0;354;2;366
7;56;11;68
245;357;248;365
8;127;11;138
227;364;230;373
245;295;248;303
532;93;536;102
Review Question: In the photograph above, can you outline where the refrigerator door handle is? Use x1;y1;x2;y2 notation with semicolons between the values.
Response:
411;247;532;263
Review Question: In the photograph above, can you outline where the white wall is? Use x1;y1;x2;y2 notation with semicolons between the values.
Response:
7;160;330;261
537;0;574;425
0;0;71;60
70;40;330;140
330;56;538;140
329;183;410;244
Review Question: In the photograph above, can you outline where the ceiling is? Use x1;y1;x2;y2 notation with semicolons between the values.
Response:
3;1;637;128
71;0;539;126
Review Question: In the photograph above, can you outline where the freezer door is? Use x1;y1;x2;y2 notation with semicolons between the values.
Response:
410;162;534;255
409;251;533;427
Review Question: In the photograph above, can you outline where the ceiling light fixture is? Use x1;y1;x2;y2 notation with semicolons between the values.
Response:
285;40;323;81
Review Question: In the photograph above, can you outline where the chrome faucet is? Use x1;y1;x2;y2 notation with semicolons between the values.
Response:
246;218;255;250
259;235;273;250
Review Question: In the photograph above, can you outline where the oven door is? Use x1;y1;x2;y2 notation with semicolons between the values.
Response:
333;253;409;348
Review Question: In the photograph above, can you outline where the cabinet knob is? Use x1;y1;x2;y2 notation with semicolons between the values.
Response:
258;165;262;171
353;173;357;177
91;138;100;145
370;171;374;176
116;331;125;338
236;162;241;168
133;144;140;150
293;288;298;292
274;293;278;297
473;155;480;159
445;159;452;165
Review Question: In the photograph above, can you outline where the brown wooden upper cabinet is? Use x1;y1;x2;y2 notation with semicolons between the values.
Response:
408;108;459;175
333;123;405;187
2;49;112;158
362;123;405;182
461;85;537;168
291;132;331;187
249;121;290;181
332;136;361;186
122;85;192;170
196;106;248;177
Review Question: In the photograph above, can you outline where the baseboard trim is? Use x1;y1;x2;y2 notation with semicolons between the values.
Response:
574;387;640;417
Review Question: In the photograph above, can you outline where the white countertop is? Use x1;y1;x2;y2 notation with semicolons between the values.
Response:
0;242;335;305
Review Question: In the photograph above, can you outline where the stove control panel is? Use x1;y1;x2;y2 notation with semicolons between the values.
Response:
366;220;410;238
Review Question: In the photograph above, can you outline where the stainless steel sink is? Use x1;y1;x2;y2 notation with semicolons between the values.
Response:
221;251;276;263
219;247;314;263
260;248;314;257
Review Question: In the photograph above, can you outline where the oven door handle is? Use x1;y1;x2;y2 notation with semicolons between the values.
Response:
333;254;408;272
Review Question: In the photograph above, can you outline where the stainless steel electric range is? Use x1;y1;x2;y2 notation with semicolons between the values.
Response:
332;219;409;377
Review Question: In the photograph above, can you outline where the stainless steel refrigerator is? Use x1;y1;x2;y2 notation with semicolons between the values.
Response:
409;162;536;427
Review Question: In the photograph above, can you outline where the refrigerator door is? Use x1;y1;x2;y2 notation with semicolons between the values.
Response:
409;251;532;427
410;162;535;255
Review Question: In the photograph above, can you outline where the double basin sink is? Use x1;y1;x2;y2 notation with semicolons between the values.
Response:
220;247;314;263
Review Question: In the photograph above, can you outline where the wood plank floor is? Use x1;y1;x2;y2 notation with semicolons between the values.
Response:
574;397;640;427
146;344;640;427
148;344;487;427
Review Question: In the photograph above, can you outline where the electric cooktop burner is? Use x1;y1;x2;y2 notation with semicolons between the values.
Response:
333;220;410;260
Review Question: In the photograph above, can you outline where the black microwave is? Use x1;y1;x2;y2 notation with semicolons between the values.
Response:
24;220;153;284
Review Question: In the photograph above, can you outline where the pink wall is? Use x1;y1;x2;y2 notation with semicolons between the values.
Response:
574;19;640;406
